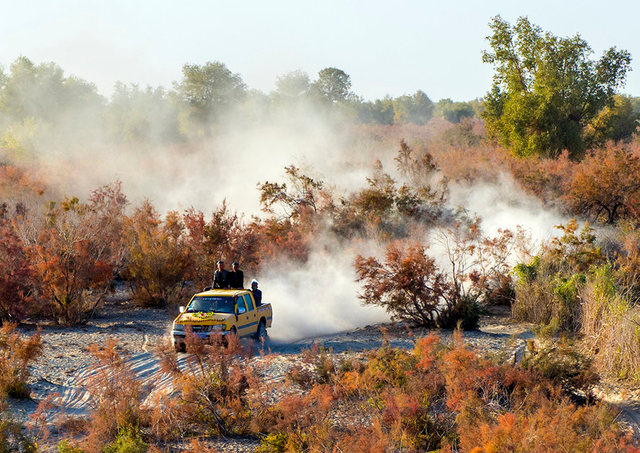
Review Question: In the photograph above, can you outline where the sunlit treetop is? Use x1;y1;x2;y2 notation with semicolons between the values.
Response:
482;15;632;159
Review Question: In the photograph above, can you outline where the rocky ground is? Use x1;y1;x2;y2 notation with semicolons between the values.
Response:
7;294;640;451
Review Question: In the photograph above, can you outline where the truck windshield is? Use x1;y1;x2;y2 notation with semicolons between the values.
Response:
186;296;235;314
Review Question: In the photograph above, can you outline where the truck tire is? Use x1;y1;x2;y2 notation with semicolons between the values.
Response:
255;319;268;342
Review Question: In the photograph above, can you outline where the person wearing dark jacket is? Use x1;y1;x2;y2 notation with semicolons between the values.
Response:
228;261;244;289
250;279;262;306
212;261;229;288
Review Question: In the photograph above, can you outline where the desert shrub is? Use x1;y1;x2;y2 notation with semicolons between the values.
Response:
17;182;127;324
145;391;189;442
361;343;416;390
565;145;640;224
516;221;640;380
57;439;85;453
256;387;340;452
254;165;326;262
157;332;258;437
432;140;507;184
512;220;603;330
262;329;632;452
0;165;48;210
252;216;312;263
256;432;287;453
122;201;190;307
439;119;484;147
103;427;147;453
356;241;449;327
333;141;448;240
0;414;36;453
341;335;450;450
331;422;389;453
549;220;604;273
455;399;636;452
393;140;448;222
0;219;35;322
356;218;513;329
0;323;42;399
581;265;640;380
286;343;336;389
440;331;505;414
258;165;325;220
83;339;148;452
437;331;630;452
183;203;262;289
521;337;599;396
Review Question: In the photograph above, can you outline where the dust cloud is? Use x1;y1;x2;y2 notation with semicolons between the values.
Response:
259;242;390;342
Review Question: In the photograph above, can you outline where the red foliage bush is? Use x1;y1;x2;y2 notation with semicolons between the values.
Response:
122;201;191;307
566;146;640;224
21;182;127;324
183;203;262;288
83;338;147;452
0;220;35;322
0;323;43;399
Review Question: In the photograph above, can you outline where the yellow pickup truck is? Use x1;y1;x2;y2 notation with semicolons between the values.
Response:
171;288;273;352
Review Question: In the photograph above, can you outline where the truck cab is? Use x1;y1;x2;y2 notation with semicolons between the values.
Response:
171;288;273;352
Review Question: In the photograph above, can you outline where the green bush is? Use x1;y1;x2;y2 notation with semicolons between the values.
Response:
103;428;147;453
257;432;288;453
57;440;85;453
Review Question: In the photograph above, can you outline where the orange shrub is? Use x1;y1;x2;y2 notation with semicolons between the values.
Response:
0;323;42;399
0;220;35;322
19;182;127;324
122;201;191;307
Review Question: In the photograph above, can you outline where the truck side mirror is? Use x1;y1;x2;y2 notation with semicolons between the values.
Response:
179;306;185;313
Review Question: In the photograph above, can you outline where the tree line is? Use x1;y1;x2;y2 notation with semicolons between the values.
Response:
0;57;483;153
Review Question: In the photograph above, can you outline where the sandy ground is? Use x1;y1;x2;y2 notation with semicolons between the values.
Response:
7;297;640;450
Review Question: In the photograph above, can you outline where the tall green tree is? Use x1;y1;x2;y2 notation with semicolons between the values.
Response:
482;15;631;158
435;98;475;123
357;96;395;124
273;70;311;102
315;67;352;103
0;56;103;130
585;94;639;147
175;61;246;136
105;82;181;143
393;90;434;125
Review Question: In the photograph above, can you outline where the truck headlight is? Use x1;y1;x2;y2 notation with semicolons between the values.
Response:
173;323;185;331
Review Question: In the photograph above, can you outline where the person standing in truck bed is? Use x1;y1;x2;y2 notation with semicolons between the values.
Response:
212;260;229;288
228;261;244;289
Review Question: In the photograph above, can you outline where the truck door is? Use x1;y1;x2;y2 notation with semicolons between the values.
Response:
243;294;258;335
236;296;252;338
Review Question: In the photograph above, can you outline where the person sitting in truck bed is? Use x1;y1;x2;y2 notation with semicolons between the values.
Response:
251;279;262;306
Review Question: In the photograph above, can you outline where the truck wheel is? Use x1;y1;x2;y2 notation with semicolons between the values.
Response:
255;319;268;342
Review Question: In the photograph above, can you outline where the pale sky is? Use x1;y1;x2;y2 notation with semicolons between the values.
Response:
1;0;638;102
